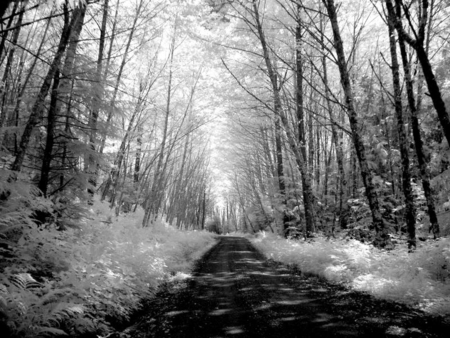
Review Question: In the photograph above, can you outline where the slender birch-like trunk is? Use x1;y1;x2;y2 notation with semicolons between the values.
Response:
386;7;417;249
323;0;390;248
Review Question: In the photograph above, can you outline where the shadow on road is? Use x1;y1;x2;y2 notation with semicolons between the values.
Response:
131;237;448;338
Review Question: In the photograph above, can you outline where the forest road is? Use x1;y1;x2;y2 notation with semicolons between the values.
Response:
129;236;449;338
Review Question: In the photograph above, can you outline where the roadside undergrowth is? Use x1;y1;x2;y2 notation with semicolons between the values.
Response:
0;195;217;338
250;232;450;316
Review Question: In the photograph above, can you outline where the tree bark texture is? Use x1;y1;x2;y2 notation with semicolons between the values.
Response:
251;0;315;236
38;70;60;196
385;0;450;148
386;8;417;249
396;13;440;238
323;0;390;248
11;4;81;172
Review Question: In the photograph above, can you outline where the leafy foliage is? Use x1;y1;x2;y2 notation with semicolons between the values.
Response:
0;195;217;337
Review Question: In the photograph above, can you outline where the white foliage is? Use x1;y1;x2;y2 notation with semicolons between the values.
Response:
251;233;450;315
1;196;217;337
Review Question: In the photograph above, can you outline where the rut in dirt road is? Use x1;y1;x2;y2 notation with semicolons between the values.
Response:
130;237;449;338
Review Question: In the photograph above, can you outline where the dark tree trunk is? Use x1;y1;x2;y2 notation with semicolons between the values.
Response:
0;0;14;24
88;0;109;199
99;0;141;155
386;0;450;148
414;45;450;147
274;116;286;234
1;11;52;151
60;79;74;190
0;2;23;134
0;0;19;64
386;8;417;249
134;125;142;183
201;190;207;230
11;4;80;172
320;6;345;225
295;6;315;236
38;71;60;196
323;0;390;248
396;16;440;239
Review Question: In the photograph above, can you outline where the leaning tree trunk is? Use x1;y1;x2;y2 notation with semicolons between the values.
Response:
386;8;417;249
323;0;390;248
320;6;345;223
102;96;141;204
11;4;77;172
0;0;19;61
143;25;176;226
38;5;86;196
1;12;52;151
385;0;450;148
99;0;141;155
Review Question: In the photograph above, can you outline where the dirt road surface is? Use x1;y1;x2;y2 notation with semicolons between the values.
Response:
128;236;449;338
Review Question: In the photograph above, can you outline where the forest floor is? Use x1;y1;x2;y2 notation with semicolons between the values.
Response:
124;237;450;338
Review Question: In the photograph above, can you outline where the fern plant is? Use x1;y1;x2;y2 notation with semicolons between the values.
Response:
0;272;91;337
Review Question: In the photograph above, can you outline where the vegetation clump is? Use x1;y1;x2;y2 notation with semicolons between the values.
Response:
0;178;216;338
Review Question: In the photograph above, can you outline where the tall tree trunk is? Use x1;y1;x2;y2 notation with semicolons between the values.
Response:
250;0;315;235
323;0;390;248
38;70;60;196
11;4;78;172
102;97;142;204
167;120;190;223
397;14;440;238
0;2;23;143
87;0;109;199
1;12;52;151
59;79;74;190
386;0;450;148
274;116;286;233
134;124;142;183
202;190;207;230
320;6;345;222
101;90;145;205
315;126;321;187
386;7;417;249
0;0;19;62
37;4;86;195
295;6;315;236
143;20;177;226
99;0;141;154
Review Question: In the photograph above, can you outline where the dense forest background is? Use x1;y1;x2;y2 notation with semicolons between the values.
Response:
0;0;450;337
